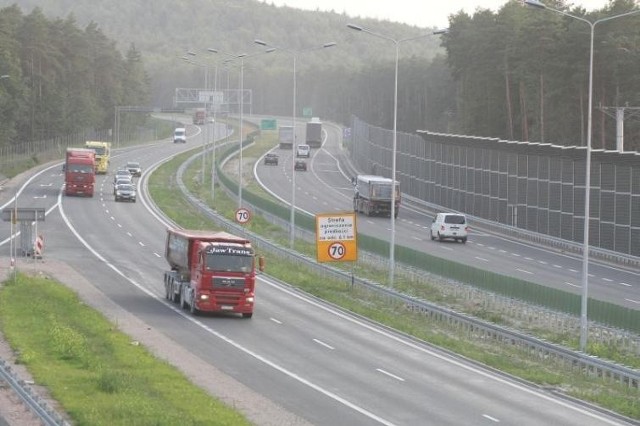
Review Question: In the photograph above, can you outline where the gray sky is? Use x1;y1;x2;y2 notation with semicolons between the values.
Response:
267;0;616;28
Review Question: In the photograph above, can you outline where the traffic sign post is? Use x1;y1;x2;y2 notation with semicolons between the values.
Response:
315;213;357;263
235;207;251;225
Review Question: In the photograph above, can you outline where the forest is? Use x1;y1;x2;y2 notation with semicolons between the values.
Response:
0;0;639;152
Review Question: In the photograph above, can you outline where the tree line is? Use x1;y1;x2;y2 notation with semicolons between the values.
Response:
1;0;639;152
0;5;149;149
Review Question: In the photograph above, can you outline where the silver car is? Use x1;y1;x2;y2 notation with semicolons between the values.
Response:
114;183;137;202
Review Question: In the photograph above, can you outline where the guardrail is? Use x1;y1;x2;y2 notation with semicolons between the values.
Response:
174;145;640;390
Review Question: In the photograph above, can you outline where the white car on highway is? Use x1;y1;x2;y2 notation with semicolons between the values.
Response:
430;213;468;243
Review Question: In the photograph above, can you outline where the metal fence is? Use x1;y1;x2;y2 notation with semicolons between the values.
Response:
350;116;640;257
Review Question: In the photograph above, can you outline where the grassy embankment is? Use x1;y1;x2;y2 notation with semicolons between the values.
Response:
0;121;638;422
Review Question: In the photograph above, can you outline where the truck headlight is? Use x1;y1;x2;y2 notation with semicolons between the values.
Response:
199;294;210;301
245;297;254;303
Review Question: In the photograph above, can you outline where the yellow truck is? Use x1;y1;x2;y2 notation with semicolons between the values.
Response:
85;141;111;174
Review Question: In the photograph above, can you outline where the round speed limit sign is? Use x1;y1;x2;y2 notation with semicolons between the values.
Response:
327;242;346;260
235;208;251;224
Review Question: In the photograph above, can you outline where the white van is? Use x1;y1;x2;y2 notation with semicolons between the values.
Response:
296;144;310;158
430;213;468;243
173;127;187;143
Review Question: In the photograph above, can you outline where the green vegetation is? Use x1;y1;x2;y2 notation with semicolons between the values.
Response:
0;126;638;422
151;128;639;420
0;273;250;426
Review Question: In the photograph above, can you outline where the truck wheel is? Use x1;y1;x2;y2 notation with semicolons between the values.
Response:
242;313;253;319
180;288;187;310
189;294;199;316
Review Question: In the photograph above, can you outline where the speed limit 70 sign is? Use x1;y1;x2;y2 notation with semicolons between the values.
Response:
235;208;251;224
315;213;357;263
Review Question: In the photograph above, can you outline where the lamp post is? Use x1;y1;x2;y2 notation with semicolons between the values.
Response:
184;53;209;184
1;74;16;273
189;50;222;202
253;39;336;248
524;0;640;352
347;24;447;287
210;48;275;209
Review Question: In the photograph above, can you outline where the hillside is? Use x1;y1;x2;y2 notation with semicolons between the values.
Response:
0;0;444;106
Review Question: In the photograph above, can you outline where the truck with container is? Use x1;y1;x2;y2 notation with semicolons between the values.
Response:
64;148;96;197
278;125;294;149
85;141;111;174
353;174;400;218
193;109;206;125
305;117;322;148
163;229;263;318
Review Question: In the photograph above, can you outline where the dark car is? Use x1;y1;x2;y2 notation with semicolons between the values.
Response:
264;153;279;166
114;183;137;202
294;160;307;171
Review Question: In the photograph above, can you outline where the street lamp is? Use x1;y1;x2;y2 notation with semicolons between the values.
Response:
347;24;447;287
183;53;210;185
254;39;336;248
0;74;16;273
524;0;640;352
210;48;275;209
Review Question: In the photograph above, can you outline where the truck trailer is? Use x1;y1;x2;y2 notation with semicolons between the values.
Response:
353;174;400;218
65;148;96;197
278;125;294;149
305;118;322;148
193;109;206;125
163;229;263;318
85;141;111;174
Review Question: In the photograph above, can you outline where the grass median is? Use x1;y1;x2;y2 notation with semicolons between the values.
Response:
1;124;638;423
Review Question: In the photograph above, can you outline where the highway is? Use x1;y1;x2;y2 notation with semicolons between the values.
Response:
0;124;636;425
255;121;640;310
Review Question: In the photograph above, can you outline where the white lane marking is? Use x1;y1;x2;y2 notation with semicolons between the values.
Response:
439;246;453;251
602;278;613;282
117;224;122;228
569;269;578;273
376;369;405;382
620;283;631;287
625;299;640;305
511;253;520;257
538;261;547;265
475;257;489;262
524;257;533;261
270;318;282;324
553;265;562;268
153;252;161;258
482;414;500;422
476;243;485;247
138;241;145;247
516;268;533;275
412;236;421;241
498;250;507;253
110;216;115;220
487;246;496;250
313;339;335;350
126;232;133;237
58;193;398;426
565;282;580;288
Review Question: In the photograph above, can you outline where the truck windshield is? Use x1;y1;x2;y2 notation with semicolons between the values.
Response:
206;252;253;273
68;164;93;173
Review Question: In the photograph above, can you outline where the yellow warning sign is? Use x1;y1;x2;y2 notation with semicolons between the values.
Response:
315;213;357;263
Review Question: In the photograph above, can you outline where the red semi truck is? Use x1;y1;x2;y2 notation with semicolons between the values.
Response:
163;229;263;318
64;148;96;197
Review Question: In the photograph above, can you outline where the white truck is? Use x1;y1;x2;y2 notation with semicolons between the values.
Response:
353;175;400;218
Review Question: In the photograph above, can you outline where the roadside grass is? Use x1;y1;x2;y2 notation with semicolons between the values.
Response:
0;273;250;426
1;123;637;422
149;129;640;420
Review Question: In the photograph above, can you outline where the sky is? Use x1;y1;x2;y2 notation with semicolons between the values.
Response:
267;0;615;28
